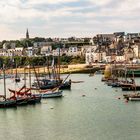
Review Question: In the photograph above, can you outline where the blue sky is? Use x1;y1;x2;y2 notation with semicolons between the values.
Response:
0;0;140;40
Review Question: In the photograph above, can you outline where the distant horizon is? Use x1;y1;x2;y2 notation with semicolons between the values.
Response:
0;0;140;41
1;30;140;42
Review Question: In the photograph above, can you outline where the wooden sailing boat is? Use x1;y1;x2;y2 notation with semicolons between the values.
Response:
34;49;71;90
32;63;63;98
0;64;16;108
9;64;41;105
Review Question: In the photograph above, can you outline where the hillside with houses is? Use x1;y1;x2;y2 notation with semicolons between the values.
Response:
0;30;140;65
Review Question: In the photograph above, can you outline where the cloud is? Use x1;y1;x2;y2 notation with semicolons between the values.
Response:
0;0;140;40
27;0;79;5
88;0;112;6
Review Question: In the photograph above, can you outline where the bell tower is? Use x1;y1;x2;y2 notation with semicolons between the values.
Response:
26;28;29;39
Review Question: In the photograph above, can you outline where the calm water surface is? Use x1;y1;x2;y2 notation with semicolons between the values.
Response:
0;74;140;140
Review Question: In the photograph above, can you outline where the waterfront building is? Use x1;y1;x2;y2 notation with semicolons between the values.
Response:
40;45;52;56
0;49;9;56
132;44;139;58
80;45;96;57
127;33;140;40
116;55;125;62
52;48;64;56
85;46;98;64
97;34;115;43
67;46;81;56
123;46;134;61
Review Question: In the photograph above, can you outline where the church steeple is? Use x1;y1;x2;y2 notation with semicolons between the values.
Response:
26;28;29;39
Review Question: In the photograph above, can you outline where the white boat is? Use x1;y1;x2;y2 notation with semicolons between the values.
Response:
41;90;63;98
124;93;140;101
34;89;63;98
129;97;140;101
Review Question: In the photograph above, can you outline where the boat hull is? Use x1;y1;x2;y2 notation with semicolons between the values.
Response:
16;98;28;106
122;86;140;91
0;100;16;108
35;91;63;98
27;96;41;104
129;97;140;101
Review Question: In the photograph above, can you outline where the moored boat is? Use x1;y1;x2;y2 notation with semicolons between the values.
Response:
0;66;17;108
35;88;63;98
33;79;71;90
123;93;140;101
121;84;140;91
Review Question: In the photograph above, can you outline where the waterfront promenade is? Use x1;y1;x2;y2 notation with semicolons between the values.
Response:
3;63;140;75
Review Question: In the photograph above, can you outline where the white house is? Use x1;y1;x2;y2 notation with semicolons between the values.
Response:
116;55;125;62
26;47;34;57
52;48;63;56
132;44;139;58
85;47;95;64
67;46;81;56
40;45;52;56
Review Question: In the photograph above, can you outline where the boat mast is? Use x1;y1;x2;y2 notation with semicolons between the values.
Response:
33;65;40;89
15;61;17;79
47;56;51;79
24;67;26;92
3;64;6;100
58;46;60;80
29;64;31;90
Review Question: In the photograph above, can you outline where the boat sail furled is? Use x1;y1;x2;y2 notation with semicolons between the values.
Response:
104;64;112;79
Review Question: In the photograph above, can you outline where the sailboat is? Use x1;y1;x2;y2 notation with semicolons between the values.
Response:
0;65;16;108
32;54;71;90
32;64;63;98
36;88;63;98
9;65;41;105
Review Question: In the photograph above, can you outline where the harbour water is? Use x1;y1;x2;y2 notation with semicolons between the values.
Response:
0;74;140;140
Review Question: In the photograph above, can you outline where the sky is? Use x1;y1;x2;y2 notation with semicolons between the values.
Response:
0;0;140;41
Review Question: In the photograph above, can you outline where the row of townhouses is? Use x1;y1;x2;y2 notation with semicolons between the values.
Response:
0;31;140;64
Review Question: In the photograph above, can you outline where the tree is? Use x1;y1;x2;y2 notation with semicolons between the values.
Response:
32;37;46;42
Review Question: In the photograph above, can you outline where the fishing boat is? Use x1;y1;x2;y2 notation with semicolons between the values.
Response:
121;85;140;91
126;69;140;77
0;95;16;108
33;50;71;90
9;63;41;106
35;88;63;98
121;78;140;91
0;65;16;108
9;86;41;105
111;79;133;88
123;93;140;101
34;79;71;90
32;69;71;90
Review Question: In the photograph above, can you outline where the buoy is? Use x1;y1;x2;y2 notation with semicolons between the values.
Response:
118;97;121;100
